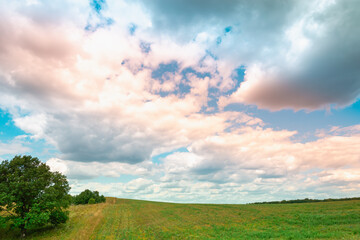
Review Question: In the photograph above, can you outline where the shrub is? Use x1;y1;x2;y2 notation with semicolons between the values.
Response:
73;189;106;205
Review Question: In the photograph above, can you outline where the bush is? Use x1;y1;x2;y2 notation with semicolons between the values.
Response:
88;198;96;204
49;209;69;225
72;189;106;205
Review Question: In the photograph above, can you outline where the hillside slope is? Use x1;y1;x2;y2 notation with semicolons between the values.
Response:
1;198;360;239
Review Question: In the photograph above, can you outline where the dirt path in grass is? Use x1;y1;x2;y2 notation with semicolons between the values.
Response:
65;201;109;240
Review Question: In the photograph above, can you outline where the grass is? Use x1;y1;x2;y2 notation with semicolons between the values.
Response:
1;198;360;239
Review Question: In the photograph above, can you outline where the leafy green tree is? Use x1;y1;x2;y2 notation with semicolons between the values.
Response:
0;155;71;237
99;195;106;203
73;189;106;205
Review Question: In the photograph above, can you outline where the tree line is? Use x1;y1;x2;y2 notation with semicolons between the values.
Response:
251;197;360;204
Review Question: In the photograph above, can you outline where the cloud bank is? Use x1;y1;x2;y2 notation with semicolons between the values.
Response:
0;0;359;202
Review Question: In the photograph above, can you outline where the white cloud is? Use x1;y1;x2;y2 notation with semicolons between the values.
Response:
47;158;155;179
0;0;359;203
46;125;360;203
0;140;31;156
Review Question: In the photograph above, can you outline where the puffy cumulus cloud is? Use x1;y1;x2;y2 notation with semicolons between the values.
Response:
67;167;360;203
160;125;360;183
0;1;261;164
46;158;155;180
141;124;359;202
136;0;360;110
47;125;360;203
223;0;360;110
14;107;257;163
2;0;251;164
0;1;210;163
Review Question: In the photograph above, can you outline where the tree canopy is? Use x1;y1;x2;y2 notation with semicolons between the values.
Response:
72;189;106;205
0;155;71;237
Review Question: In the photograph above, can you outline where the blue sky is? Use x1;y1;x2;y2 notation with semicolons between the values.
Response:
0;0;359;203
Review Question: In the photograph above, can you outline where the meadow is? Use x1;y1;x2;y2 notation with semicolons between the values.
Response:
1;198;359;239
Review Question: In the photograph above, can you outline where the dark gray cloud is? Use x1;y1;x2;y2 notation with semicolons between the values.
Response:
45;113;158;163
295;0;360;107
231;0;360;110
134;0;296;42
135;0;360;110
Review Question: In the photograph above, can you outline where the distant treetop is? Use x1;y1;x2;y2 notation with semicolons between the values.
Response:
72;189;106;205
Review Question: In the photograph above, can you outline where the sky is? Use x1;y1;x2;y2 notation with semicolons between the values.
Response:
0;0;359;204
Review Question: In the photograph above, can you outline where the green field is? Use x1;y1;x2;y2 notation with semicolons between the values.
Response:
1;198;360;239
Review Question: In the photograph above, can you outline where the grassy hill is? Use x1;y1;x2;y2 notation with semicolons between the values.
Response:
1;197;360;239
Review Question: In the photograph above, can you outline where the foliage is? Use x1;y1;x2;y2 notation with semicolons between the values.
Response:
0;155;71;236
88;198;96;204
252;197;360;204
72;189;106;205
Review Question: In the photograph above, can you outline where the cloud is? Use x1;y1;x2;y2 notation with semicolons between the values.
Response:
225;0;360;110
46;158;154;179
136;0;360;110
0;0;359;203
47;124;360;203
66;165;360;203
0;140;31;156
133;0;295;42
160;125;360;184
0;5;262;164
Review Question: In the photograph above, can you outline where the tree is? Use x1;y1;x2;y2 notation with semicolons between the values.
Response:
0;155;71;237
73;189;106;205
